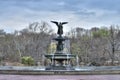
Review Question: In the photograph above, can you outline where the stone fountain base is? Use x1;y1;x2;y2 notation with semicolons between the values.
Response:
45;54;76;70
46;65;74;70
0;66;120;75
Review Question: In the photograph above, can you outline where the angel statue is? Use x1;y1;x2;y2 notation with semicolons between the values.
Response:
51;21;68;35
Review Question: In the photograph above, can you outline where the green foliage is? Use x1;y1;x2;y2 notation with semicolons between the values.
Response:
21;56;34;66
81;35;90;41
47;42;56;54
92;28;110;38
71;43;81;55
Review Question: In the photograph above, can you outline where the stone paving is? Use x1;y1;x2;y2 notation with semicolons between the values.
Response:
0;74;120;80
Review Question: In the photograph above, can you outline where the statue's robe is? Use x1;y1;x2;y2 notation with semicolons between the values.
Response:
57;25;63;35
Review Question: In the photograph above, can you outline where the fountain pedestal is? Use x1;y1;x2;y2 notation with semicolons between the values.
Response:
45;21;76;70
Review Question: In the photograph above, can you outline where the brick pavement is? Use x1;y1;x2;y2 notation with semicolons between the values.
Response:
0;74;120;80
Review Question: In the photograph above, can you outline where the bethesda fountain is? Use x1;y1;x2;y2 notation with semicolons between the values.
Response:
0;21;120;75
45;21;76;70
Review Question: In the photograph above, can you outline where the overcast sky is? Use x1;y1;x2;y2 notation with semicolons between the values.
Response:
0;0;120;33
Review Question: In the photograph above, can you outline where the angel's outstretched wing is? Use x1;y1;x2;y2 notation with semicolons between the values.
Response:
51;21;59;26
61;22;68;25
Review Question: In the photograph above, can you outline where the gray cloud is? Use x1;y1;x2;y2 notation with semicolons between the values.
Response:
0;0;120;33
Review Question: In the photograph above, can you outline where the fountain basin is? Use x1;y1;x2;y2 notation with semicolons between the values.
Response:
45;54;76;70
0;66;120;75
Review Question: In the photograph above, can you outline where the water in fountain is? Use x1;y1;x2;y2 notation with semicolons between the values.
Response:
64;39;70;54
76;56;79;67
